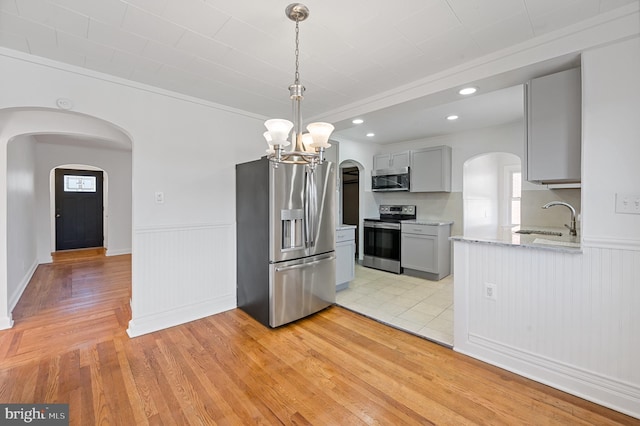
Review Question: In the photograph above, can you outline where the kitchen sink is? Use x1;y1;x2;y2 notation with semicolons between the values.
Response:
515;229;563;236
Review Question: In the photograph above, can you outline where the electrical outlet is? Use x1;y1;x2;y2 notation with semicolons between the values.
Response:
615;193;640;215
484;283;497;301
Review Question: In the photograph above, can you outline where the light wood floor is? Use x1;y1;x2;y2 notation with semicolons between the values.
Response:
0;253;637;425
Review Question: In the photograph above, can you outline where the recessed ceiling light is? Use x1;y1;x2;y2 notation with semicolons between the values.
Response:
366;132;375;137
458;87;477;95
352;119;364;124
446;115;459;121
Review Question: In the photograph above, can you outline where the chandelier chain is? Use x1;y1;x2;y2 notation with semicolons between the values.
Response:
294;18;300;85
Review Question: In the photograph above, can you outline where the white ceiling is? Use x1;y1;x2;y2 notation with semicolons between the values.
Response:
0;0;637;145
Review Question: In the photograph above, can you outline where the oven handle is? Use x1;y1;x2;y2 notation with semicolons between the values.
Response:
364;221;400;230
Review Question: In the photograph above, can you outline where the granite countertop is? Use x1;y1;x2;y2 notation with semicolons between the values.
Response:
450;226;582;253
336;224;357;230
401;219;454;226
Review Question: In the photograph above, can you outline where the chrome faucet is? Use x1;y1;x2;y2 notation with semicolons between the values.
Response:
542;201;577;236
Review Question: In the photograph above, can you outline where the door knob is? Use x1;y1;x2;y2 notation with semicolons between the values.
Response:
56;214;61;218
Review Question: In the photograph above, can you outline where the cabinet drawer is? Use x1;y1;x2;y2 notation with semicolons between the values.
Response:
336;228;355;243
401;223;438;236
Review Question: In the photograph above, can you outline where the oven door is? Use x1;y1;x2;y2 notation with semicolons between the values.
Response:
363;221;401;261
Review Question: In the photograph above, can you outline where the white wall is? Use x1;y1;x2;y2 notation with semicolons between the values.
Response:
463;154;502;238
0;50;266;334
34;141;133;262
582;36;640;246
6;135;37;312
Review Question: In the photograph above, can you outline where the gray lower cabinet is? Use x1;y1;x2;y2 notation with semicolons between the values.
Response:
336;227;356;291
401;222;451;280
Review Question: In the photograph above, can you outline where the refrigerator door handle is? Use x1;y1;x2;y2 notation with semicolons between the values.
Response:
274;255;336;272
304;167;317;248
304;168;310;248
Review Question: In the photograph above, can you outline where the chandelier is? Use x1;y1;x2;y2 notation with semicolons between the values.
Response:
263;3;334;167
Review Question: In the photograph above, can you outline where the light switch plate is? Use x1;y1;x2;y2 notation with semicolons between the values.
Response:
615;193;640;215
155;191;164;204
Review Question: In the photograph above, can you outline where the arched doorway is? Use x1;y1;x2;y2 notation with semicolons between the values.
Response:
339;160;364;259
0;108;133;328
463;152;521;239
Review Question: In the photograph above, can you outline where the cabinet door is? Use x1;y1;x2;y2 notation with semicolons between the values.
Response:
410;146;452;192
336;242;355;285
373;152;410;170
526;67;581;183
391;151;410;169
401;233;437;273
373;154;390;170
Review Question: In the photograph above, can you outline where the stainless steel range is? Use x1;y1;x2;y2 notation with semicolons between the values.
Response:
363;205;416;274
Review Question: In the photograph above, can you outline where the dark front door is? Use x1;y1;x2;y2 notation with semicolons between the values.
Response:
55;168;104;251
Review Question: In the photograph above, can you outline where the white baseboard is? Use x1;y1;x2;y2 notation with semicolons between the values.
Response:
0;315;14;330
8;259;39;312
127;295;236;338
106;248;131;256
456;334;640;420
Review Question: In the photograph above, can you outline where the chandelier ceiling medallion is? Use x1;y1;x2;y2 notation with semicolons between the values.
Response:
263;3;334;167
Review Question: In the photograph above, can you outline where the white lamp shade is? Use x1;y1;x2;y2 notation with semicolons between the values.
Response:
263;132;275;154
264;119;292;146
301;133;315;152
306;122;334;148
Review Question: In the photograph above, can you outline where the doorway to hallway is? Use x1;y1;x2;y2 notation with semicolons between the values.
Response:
341;165;360;257
55;168;104;251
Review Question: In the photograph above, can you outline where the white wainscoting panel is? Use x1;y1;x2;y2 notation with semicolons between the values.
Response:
454;241;640;419
127;223;236;337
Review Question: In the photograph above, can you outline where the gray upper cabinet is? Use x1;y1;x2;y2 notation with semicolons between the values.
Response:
373;151;410;170
409;145;452;192
525;67;581;184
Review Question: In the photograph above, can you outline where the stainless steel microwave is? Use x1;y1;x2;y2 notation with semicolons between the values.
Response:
371;167;410;192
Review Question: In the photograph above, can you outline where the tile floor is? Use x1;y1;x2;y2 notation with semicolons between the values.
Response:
336;263;454;346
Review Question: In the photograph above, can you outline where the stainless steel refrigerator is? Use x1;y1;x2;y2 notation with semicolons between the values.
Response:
236;157;336;327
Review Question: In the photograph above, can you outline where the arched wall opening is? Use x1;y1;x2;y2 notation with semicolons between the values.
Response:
462;152;521;239
0;107;133;329
339;159;364;259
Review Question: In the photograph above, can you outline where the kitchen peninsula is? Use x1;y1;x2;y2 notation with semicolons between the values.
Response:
451;229;637;417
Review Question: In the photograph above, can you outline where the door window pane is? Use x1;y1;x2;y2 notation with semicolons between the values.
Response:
64;175;96;192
